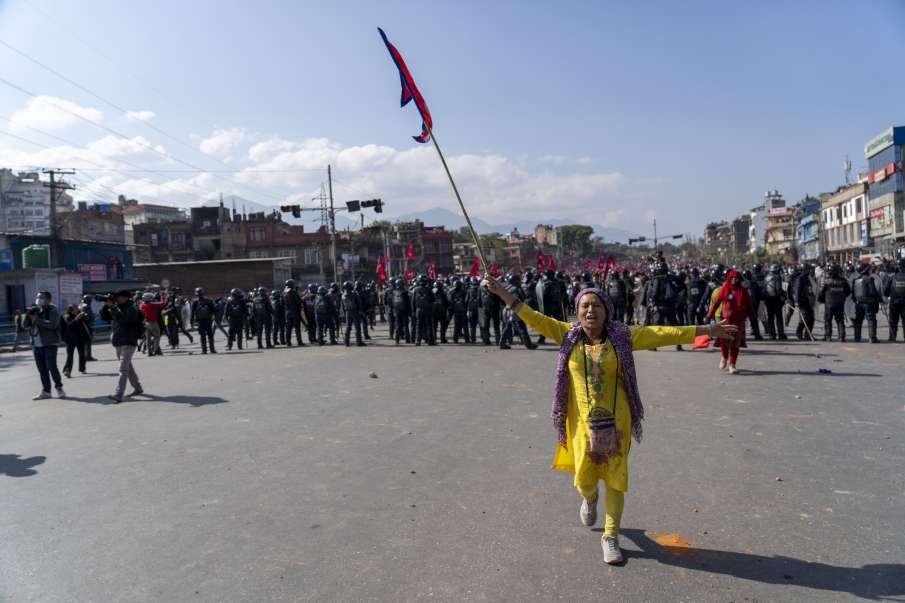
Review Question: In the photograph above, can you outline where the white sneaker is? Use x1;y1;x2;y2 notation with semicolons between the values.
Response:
32;391;51;400
602;536;623;564
728;365;738;375
580;496;598;527
719;358;727;370
55;386;66;398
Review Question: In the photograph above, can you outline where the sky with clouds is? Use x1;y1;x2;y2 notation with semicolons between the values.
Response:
0;0;903;235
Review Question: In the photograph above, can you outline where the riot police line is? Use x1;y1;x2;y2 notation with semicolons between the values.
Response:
85;256;905;359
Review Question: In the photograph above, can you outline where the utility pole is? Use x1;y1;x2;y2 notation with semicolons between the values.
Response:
42;168;75;267
327;164;338;283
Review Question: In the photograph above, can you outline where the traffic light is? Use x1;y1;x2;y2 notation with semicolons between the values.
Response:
373;199;383;213
280;204;301;218
346;200;360;212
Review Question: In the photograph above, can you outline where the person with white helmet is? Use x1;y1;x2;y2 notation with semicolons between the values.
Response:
139;291;165;356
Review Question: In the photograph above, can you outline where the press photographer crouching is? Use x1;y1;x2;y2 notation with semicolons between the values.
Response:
22;291;66;400
99;289;145;404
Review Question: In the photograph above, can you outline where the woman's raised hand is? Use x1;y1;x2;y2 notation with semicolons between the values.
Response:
712;319;738;341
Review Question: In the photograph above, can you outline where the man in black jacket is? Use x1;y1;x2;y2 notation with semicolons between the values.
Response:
100;290;144;403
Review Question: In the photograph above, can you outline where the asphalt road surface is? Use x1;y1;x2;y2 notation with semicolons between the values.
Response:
1;321;903;602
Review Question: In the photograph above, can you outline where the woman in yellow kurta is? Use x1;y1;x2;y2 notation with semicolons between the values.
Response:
486;277;737;564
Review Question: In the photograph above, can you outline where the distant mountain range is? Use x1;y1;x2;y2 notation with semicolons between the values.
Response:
202;197;639;243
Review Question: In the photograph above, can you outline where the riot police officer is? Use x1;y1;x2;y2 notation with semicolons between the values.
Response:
341;281;365;347
500;273;537;350
354;281;372;341
605;271;627;323
884;257;905;342
465;276;482;344
791;264;816;341
448;278;469;343
479;277;501;345
852;264;880;343
762;264;787;340
818;264;850;342
252;286;274;349
685;268;707;325
742;269;764;340
224;288;247;351
303;284;318;344
412;275;435;346
327;283;341;344
313;286;331;345
283;279;305;347
388;278;411;344
191;287;217;354
432;279;450;344
270;290;286;346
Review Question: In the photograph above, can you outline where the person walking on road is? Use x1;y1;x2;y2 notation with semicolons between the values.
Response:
61;303;91;378
22;291;66;400
706;269;754;374
485;275;736;564
100;290;145;404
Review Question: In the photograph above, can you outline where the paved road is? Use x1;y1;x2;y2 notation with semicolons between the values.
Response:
1;322;903;602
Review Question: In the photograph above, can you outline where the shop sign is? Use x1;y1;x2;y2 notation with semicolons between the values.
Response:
865;127;894;158
78;263;107;281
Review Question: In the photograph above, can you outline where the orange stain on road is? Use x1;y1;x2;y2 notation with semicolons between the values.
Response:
654;532;693;557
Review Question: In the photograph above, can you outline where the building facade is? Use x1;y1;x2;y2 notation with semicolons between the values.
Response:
864;126;904;257
821;182;870;264
0;169;74;235
749;190;786;252
121;203;187;227
765;207;796;260
58;202;125;244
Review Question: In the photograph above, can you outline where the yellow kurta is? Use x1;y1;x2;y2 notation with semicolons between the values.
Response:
517;305;696;494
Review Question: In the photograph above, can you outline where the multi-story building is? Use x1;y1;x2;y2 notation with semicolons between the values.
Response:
452;241;497;273
749;190;786;252
864;126;905;257
131;220;194;264
58;202;125;244
504;228;537;269
121;203;186;227
534;224;558;247
794;196;823;263
765;207;796;260
0;169;74;235
384;220;455;278
821;182;870;264
731;215;751;255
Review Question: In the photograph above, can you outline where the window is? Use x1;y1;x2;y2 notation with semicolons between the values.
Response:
248;249;269;258
250;227;266;242
303;248;321;265
150;233;159;247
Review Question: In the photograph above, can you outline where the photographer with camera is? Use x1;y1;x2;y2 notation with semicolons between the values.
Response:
22;291;66;400
100;289;145;404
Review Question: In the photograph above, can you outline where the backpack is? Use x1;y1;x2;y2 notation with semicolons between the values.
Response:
764;276;781;299
195;301;211;321
656;277;677;305
854;276;878;303
891;274;905;300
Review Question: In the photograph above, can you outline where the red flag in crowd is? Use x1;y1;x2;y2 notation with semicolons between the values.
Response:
406;241;414;260
537;251;546;271
547;255;556;271
491;263;500;277
376;255;387;285
603;256;615;281
583;259;592;273
597;254;605;270
468;257;480;277
405;267;414;282
427;259;437;280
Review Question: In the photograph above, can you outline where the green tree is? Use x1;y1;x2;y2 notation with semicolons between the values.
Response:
557;225;595;259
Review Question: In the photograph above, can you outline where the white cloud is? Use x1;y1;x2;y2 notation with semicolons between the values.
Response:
87;135;166;158
199;127;246;159
10;95;103;131
125;110;155;122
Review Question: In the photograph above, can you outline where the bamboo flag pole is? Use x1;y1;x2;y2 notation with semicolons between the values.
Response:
422;120;489;275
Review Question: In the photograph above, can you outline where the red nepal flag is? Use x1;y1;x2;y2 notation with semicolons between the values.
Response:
376;255;387;285
406;241;414;260
468;257;480;277
597;254;605;270
537;251;546;271
547;255;556;271
405;267;414;282
427;259;437;280
491;263;500;277
378;28;433;144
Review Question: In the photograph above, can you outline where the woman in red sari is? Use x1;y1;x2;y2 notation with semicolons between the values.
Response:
706;269;755;374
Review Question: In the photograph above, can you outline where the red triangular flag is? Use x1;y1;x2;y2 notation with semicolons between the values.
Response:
468;257;480;277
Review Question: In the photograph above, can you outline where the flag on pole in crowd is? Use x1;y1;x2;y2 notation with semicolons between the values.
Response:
376;255;387;285
468;257;480;277
427;259;437;280
405;267;414;282
603;256;615;281
407;241;414;260
597;254;605;271
547;255;556;271
378;27;433;143
583;259;592;273
491;263;500;277
537;251;546;271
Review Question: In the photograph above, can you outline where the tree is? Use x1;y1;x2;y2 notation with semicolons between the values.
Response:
557;225;594;259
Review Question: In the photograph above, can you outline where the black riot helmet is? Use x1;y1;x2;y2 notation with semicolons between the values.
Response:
691;267;701;278
507;273;521;287
752;263;763;274
271;289;280;297
555;270;565;280
308;283;318;294
317;286;327;295
858;263;871;276
284;279;295;289
329;283;339;292
258;286;268;296
354;280;363;291
654;261;669;276
829;264;842;278
342;281;353;291
195;287;204;296
769;264;781;275
544;268;555;280
229;288;242;298
82;294;93;303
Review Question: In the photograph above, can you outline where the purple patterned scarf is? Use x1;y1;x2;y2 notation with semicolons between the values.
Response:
552;288;644;449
